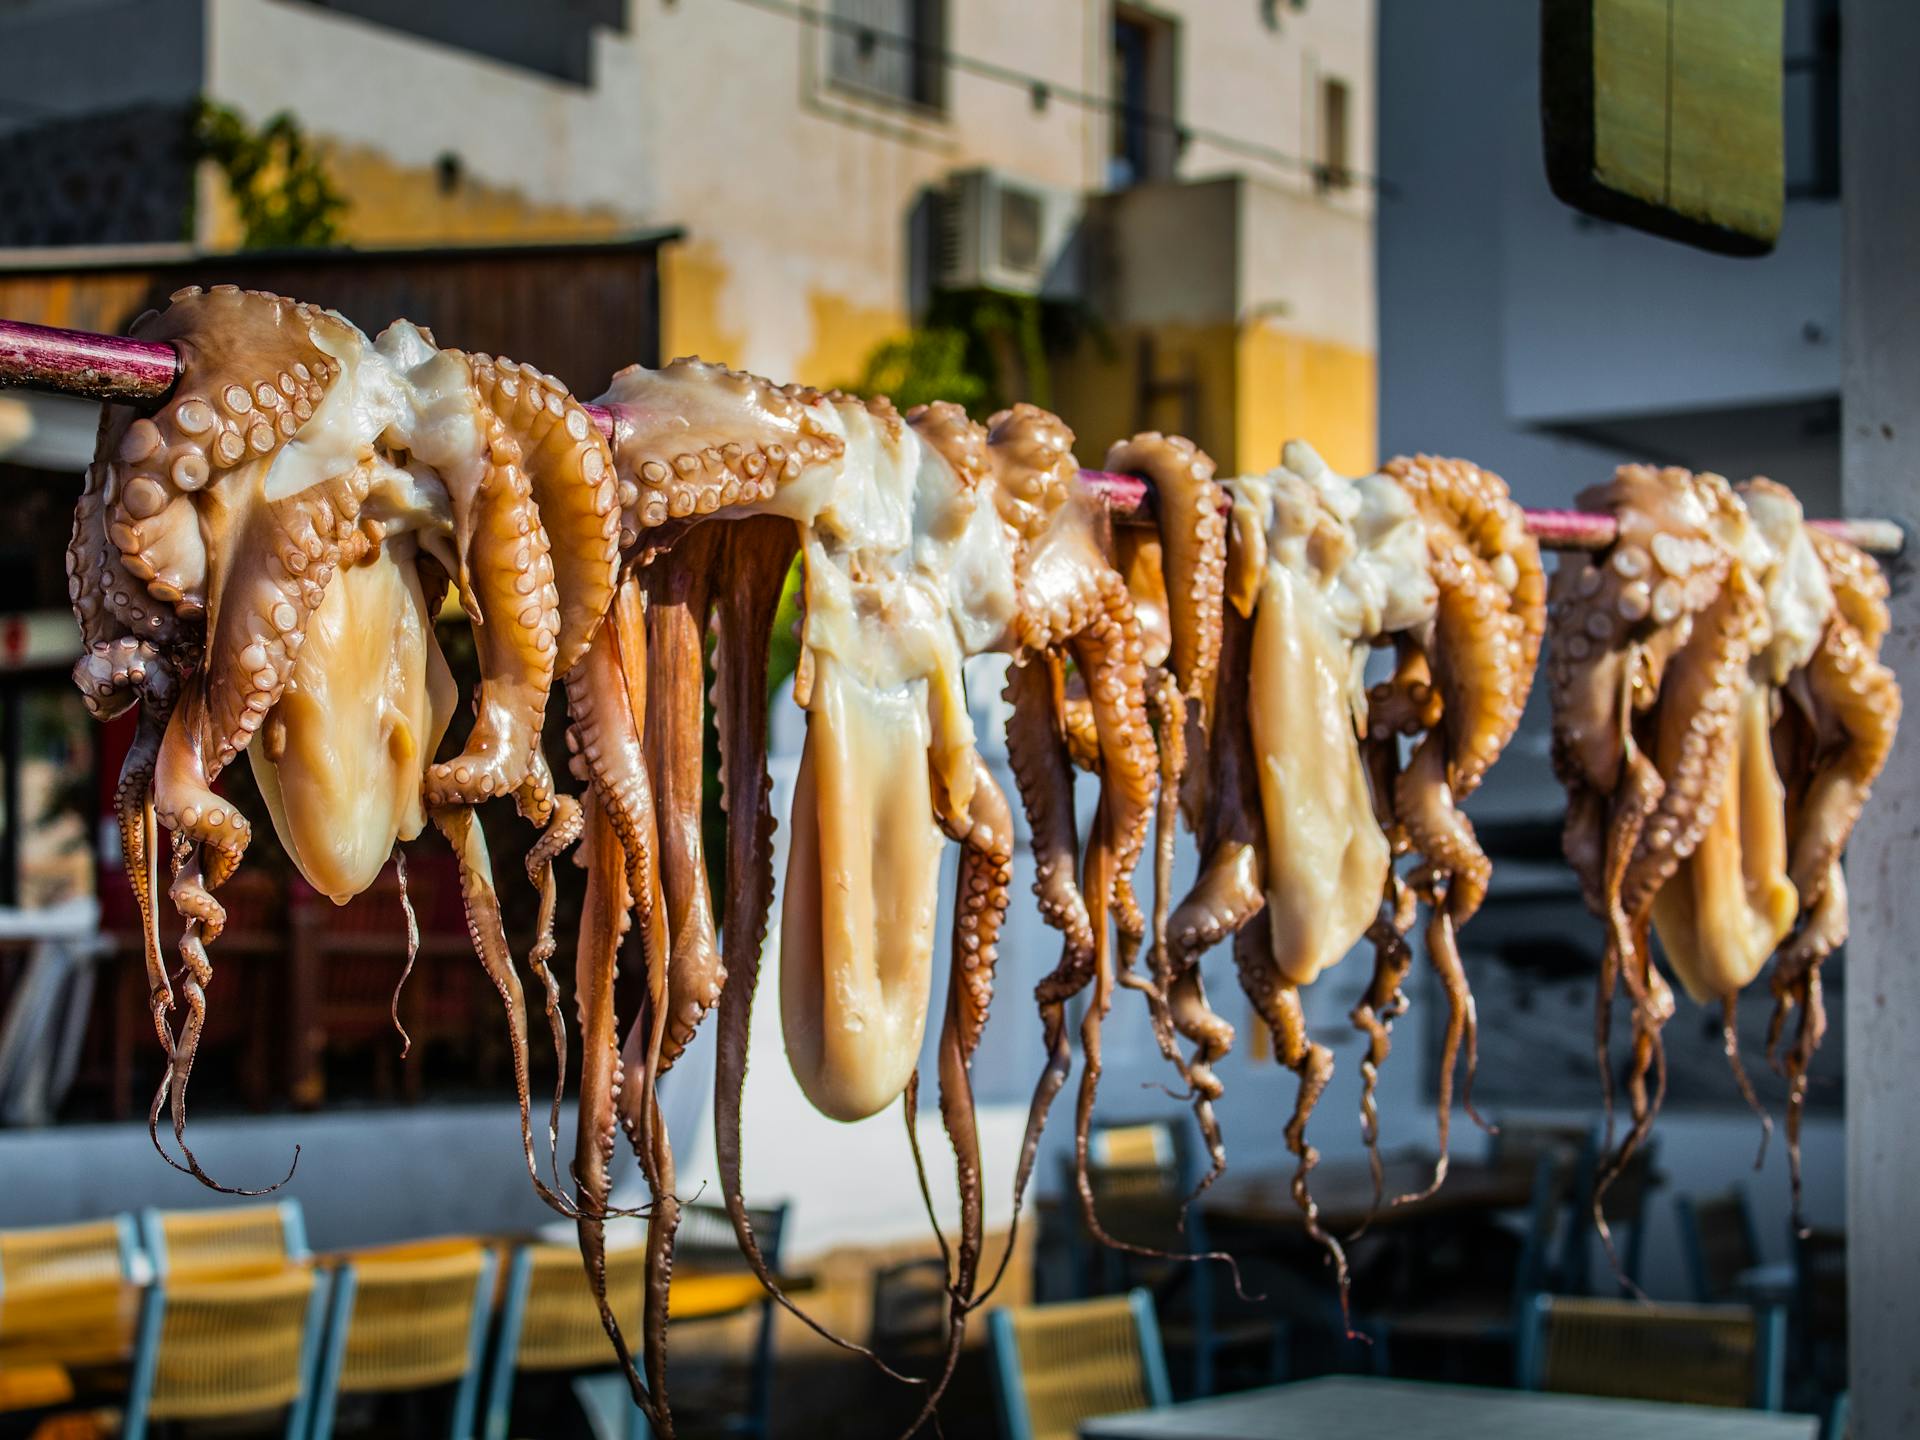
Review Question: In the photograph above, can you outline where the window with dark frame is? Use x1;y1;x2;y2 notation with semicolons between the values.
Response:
1319;74;1352;191
828;0;947;113
1111;5;1180;189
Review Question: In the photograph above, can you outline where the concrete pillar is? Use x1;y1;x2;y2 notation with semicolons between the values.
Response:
1841;1;1920;1433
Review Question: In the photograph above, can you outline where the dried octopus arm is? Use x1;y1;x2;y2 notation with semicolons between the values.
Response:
1166;604;1266;966
570;792;650;1418
471;354;621;672
1387;455;1546;796
1235;909;1350;1317
423;416;560;808
1003;656;1095;959
904;749;1014;1432
598;357;843;537
641;523;724;1072
1103;431;1227;814
1392;733;1491;1201
706;517;889;1361
431;804;576;1216
563;579;666;939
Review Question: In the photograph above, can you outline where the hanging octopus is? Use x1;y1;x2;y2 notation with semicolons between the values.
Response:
1151;441;1542;1309
69;286;621;1200
1549;467;1897;1237
570;364;1155;1433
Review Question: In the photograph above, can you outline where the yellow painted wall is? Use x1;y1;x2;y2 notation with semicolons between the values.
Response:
198;145;630;252
1235;321;1377;478
1054;320;1375;479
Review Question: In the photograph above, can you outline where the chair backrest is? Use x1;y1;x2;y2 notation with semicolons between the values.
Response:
1516;1293;1786;1411
123;1265;329;1440
141;1200;309;1281
988;1289;1171;1440
484;1241;646;1440
674;1201;785;1272
0;1215;140;1297
1676;1188;1762;1302
870;1256;951;1366
308;1244;496;1440
1091;1121;1178;1173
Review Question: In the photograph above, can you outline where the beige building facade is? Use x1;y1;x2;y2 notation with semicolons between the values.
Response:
4;0;1377;472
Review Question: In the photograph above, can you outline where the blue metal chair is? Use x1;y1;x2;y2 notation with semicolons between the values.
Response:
482;1240;653;1440
306;1242;496;1438
123;1264;331;1440
138;1198;309;1280
1516;1292;1788;1411
989;1288;1171;1440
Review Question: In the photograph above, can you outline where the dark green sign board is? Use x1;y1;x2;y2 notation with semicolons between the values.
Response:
1542;0;1785;255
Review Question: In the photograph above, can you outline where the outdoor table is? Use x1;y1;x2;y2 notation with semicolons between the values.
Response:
1202;1152;1538;1234
1080;1376;1818;1439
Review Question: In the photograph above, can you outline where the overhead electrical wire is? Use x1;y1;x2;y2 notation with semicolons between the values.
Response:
722;0;1392;194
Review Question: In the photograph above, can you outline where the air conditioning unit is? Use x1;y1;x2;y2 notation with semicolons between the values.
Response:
935;168;1083;299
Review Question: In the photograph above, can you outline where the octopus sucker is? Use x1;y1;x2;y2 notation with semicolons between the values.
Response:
1548;465;1898;1243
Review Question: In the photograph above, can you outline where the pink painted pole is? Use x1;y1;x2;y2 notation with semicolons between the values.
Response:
0;317;1904;556
0;317;181;405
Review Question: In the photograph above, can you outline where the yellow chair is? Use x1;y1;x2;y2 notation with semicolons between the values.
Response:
988;1290;1171;1440
484;1241;650;1440
1517;1293;1787;1410
139;1200;309;1281
308;1243;496;1439
122;1265;330;1440
0;1216;141;1296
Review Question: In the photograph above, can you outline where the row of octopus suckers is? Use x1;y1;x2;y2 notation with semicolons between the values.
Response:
67;286;1900;1435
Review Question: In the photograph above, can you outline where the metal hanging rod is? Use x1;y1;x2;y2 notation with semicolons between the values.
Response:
0;316;1903;556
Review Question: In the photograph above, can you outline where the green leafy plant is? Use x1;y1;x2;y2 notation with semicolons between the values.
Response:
843;288;1094;421
190;98;348;249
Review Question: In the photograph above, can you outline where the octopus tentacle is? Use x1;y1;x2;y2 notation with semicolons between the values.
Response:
570;794;655;1422
1102;432;1227;823
424;412;560;807
600;357;843;539
707;521;901;1371
1392;733;1494;1201
641;524;724;1073
470;354;621;673
1352;868;1417;1226
433;804;581;1218
1165;605;1266;966
1003;657;1095;958
563;580;665;940
906;752;1014;1430
1235;911;1350;1327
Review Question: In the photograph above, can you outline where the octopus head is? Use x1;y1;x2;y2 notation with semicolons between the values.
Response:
84;289;464;902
